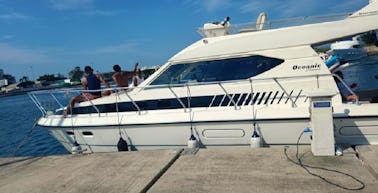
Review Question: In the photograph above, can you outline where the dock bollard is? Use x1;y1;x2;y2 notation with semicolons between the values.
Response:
250;131;262;148
187;134;198;148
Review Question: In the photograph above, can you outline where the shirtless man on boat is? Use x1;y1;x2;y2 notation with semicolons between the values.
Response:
112;62;139;88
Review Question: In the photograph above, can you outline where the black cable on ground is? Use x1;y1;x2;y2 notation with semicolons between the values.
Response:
284;130;365;191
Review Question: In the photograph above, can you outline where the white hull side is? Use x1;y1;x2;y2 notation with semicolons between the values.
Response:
37;76;378;153
45;107;378;153
47;119;312;153
334;118;378;145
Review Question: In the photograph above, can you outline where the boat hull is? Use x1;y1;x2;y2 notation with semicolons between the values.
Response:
45;115;378;153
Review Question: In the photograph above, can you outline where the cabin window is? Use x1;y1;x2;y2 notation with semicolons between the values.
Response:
150;55;284;85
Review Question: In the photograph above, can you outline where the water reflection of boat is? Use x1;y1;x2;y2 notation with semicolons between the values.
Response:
327;35;367;61
30;2;378;154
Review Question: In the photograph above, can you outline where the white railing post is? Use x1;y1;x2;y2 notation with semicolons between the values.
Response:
124;91;141;114
168;86;187;112
273;78;297;108
218;83;238;110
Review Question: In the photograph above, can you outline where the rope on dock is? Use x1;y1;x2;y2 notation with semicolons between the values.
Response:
140;148;184;193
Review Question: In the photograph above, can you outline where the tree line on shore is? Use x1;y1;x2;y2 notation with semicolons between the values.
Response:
1;65;157;89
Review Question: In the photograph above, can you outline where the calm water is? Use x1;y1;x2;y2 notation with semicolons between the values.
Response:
0;94;69;157
0;56;377;157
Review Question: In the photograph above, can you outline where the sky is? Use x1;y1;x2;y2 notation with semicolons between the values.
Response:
0;0;369;80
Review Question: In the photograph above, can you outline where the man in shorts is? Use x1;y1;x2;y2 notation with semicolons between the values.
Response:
63;66;110;117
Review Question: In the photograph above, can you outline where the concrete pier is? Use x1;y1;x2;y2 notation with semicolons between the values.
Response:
0;149;182;193
1;146;377;193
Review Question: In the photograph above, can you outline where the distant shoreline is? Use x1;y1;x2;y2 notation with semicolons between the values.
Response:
0;84;81;98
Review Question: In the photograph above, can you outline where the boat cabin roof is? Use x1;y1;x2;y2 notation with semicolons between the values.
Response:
197;13;351;38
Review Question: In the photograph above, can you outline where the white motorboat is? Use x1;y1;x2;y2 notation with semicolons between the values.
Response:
30;1;378;153
327;35;368;61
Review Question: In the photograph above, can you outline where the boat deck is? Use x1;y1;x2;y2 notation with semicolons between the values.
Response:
1;146;378;193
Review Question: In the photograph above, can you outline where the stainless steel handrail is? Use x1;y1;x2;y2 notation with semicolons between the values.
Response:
81;92;101;116
218;83;238;110
141;73;333;90
49;91;64;109
28;93;46;116
273;78;297;108
123;90;141;114
168;86;187;112
28;73;359;117
332;74;360;104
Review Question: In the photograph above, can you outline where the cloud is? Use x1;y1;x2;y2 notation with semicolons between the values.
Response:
0;12;30;20
182;0;232;13
240;0;316;17
240;1;261;13
1;34;14;40
202;0;232;12
0;43;50;64
49;0;117;17
49;0;95;11
90;42;140;54
81;9;118;16
279;0;317;17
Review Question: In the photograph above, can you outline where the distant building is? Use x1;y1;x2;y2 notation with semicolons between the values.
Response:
0;79;8;87
0;69;7;87
141;65;160;78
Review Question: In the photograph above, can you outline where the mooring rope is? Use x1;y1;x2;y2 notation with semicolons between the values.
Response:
12;119;38;156
186;84;194;135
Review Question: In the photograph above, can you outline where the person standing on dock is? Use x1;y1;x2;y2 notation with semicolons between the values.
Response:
63;66;111;117
112;62;138;88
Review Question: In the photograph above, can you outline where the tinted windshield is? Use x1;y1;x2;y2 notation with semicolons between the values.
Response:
150;55;284;85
